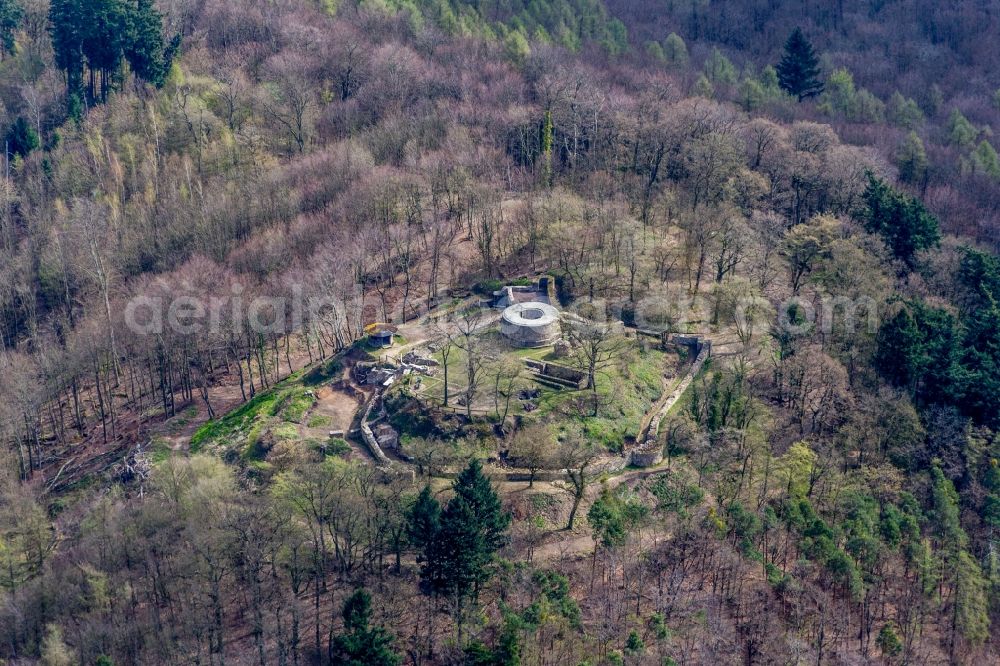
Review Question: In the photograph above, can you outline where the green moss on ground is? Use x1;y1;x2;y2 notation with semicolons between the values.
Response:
190;390;283;453
302;358;344;386
148;438;173;463
307;414;333;428
190;378;317;454
281;391;316;424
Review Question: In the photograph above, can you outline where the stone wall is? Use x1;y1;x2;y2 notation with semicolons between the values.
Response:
500;319;561;347
643;342;711;448
629;446;664;468
499;454;630;482
359;395;392;466
542;362;587;386
523;359;588;389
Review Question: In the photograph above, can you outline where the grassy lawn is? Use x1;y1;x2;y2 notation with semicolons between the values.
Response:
410;340;565;416
190;389;284;454
189;345;368;459
307;414;333;428
191;375;319;456
510;345;557;361
541;344;668;450
409;337;672;452
281;391;316;424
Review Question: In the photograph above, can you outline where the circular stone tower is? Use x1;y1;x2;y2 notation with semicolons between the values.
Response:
500;302;561;348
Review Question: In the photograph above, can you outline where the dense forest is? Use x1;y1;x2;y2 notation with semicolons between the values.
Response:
0;1;998;665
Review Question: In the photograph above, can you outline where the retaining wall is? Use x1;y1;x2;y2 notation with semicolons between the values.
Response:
359;394;393;466
644;343;711;446
629;447;664;467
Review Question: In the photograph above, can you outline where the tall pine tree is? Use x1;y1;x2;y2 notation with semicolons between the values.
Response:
331;589;401;666
860;173;940;266
875;299;960;408
424;495;488;600
405;485;440;559
776;28;824;102
5;117;38;158
928;464;991;656
126;0;177;87
49;0;178;109
0;0;21;58
452;459;511;554
419;460;511;641
49;0;87;97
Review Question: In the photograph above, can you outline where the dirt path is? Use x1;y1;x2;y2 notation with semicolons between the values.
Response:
297;382;376;461
533;532;596;561
305;385;359;432
392;300;501;358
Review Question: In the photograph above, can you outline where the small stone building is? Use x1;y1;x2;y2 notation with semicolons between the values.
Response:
367;323;397;348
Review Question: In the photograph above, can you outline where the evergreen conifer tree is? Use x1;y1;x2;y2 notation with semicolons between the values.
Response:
5;117;39;158
896;131;928;186
776;28;823;101
420;461;511;620
126;0;173;87
49;0;177;109
405;485;440;559
452;459;511;554
663;32;688;68
860;173;940;266
331;589;401;666
953;551;990;649
49;0;86;96
876;624;903;657
0;0;21;57
424;494;486;599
